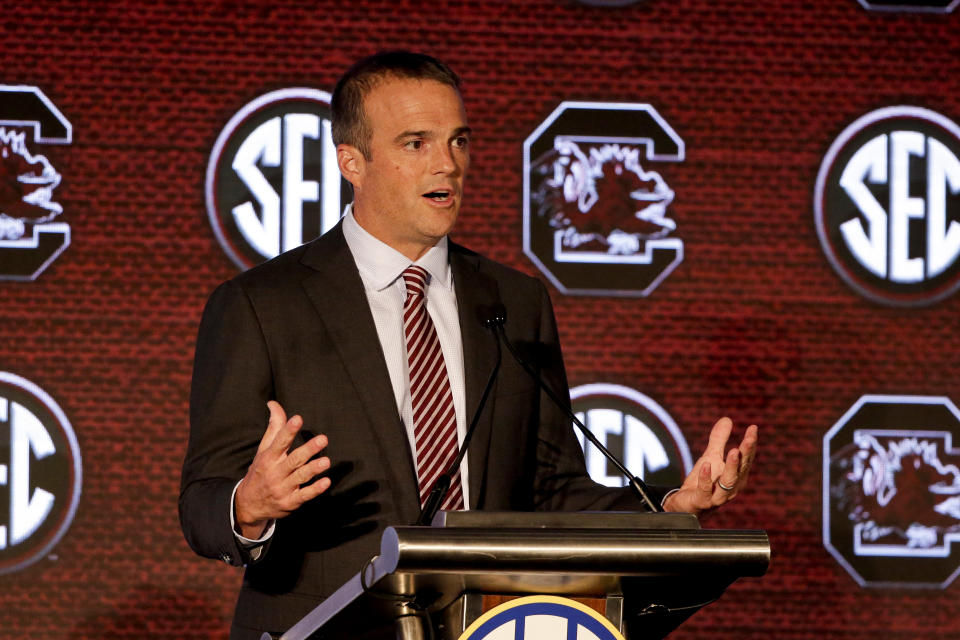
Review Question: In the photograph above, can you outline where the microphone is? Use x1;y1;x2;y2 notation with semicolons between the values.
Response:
415;305;503;526
489;306;663;513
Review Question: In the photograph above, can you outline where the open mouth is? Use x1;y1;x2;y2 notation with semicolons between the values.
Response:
423;190;452;201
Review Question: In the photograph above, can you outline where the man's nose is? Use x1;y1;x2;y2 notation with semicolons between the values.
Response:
431;143;459;175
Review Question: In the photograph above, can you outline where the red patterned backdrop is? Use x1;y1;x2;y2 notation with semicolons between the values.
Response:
2;0;959;637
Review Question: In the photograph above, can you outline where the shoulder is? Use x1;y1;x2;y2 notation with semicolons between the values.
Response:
235;241;313;286
449;240;546;296
197;243;311;323
448;240;554;333
219;224;351;299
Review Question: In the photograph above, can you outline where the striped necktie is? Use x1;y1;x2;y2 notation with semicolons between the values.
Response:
402;265;464;511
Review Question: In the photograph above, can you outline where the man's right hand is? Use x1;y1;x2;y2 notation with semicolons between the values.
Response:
234;400;332;539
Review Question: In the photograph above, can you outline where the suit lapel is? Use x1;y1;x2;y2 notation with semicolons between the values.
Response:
299;226;421;523
450;245;501;509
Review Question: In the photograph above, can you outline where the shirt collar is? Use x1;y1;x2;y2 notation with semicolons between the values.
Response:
341;203;451;292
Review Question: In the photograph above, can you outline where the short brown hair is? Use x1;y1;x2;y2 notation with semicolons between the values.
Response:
331;51;461;159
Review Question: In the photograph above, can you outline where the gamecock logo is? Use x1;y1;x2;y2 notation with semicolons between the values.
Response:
823;395;960;587
0;86;71;280
537;142;675;255
524;102;684;297
0;128;62;236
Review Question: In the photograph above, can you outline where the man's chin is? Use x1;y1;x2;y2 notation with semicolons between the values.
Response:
419;203;459;233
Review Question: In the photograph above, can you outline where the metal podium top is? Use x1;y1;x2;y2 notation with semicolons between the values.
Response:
429;510;702;529
277;512;770;640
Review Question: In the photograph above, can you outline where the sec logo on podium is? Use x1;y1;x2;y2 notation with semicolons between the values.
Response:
459;596;625;640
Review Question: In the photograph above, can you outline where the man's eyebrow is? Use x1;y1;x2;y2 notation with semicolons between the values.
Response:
394;130;428;144
392;126;473;144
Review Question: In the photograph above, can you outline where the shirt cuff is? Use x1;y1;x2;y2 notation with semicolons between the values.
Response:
660;487;680;510
230;480;276;548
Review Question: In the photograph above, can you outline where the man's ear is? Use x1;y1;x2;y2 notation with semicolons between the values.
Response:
337;144;364;189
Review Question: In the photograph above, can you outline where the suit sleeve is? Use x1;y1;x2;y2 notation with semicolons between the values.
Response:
528;279;669;512
179;280;274;566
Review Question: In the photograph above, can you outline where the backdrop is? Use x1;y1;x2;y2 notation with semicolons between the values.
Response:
2;0;959;637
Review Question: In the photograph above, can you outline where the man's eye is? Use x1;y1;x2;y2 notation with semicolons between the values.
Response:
405;140;423;150
453;136;469;149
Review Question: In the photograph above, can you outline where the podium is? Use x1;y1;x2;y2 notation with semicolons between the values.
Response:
271;512;770;640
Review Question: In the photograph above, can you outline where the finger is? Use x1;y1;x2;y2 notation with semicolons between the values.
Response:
289;455;330;488
703;417;733;458
736;425;758;485
284;435;330;475
270;413;304;456
739;424;759;467
696;461;714;495
294;476;332;505
718;448;740;495
258;401;289;453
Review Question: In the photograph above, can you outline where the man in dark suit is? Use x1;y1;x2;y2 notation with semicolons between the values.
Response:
180;52;757;639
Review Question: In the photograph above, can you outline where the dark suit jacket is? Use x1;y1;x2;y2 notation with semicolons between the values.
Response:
179;224;654;637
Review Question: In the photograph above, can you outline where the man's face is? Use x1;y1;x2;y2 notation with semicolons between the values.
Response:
344;76;471;260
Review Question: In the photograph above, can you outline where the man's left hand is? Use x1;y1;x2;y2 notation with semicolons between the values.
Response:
662;417;758;515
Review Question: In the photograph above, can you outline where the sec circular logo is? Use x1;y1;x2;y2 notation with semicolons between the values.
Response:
0;372;81;574
571;383;692;488
459;596;625;640
205;88;350;271
814;106;960;306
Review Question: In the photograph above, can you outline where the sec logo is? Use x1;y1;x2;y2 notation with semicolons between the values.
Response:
0;372;81;574
459;596;625;640
206;88;350;271
570;383;692;488
814;106;960;306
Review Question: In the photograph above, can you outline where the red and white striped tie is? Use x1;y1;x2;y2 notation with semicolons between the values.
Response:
402;265;464;511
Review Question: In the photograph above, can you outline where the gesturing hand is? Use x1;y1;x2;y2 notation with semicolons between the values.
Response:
662;417;758;516
234;401;332;539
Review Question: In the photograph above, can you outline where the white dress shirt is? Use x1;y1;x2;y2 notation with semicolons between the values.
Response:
233;205;471;551
341;205;471;507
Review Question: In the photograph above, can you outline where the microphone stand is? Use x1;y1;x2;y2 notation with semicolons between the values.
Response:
489;316;663;513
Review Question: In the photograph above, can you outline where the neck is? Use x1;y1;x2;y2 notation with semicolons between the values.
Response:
351;202;437;262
